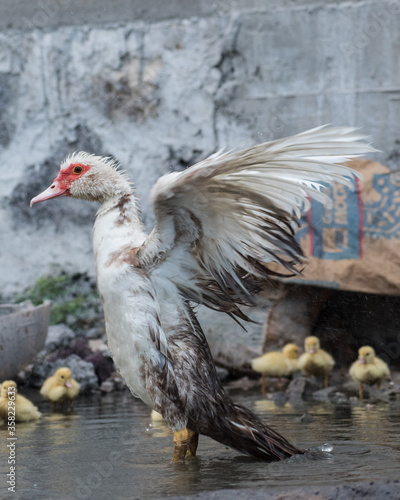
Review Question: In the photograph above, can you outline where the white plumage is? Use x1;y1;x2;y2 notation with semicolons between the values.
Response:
30;125;375;462
138;126;373;318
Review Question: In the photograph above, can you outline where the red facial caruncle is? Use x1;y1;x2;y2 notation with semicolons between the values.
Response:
30;163;90;206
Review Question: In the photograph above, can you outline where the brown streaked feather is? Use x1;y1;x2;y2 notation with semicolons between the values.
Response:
114;193;133;226
177;305;303;460
105;244;142;268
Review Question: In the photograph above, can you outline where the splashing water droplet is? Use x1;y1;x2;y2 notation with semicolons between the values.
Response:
320;443;333;452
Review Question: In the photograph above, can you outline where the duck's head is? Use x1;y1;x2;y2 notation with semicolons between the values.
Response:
1;380;17;399
358;346;376;364
282;343;300;359
53;367;74;388
304;336;320;354
30;153;131;206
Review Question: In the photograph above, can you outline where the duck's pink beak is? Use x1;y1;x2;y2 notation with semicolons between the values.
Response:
65;380;73;388
30;180;70;207
358;358;366;364
308;348;315;354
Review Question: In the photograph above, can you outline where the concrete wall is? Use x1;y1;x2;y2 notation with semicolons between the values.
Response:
1;0;399;298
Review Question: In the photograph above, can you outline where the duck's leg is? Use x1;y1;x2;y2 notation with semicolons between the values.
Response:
359;383;364;400
171;428;189;463
324;373;329;388
186;429;199;457
261;374;266;395
52;402;57;412
70;399;75;412
376;381;381;390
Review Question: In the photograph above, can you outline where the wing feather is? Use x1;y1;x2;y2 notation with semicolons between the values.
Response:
137;126;376;320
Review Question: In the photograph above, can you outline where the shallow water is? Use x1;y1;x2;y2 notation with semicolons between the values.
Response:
1;391;400;500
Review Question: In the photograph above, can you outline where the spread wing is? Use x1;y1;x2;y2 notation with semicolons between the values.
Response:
137;126;375;321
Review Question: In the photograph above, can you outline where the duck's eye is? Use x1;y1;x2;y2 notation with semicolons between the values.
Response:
61;375;65;379
73;165;83;174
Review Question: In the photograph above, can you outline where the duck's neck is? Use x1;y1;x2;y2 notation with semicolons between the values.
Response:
97;188;141;226
93;189;148;267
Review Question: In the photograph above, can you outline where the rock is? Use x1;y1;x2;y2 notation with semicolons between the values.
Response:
100;380;115;393
286;377;315;404
28;358;55;388
262;287;329;351
85;350;114;383
312;387;349;405
44;324;76;353
201;303;267;376
273;391;287;407
296;413;314;423
342;380;391;403
390;372;400;385
110;372;126;391
49;338;92;362
65;314;76;327
88;339;108;352
216;367;229;383
313;387;338;403
224;376;260;394
15;370;28;386
209;341;260;376
84;327;106;339
341;380;361;394
383;380;400;398
363;386;390;404
330;392;349;405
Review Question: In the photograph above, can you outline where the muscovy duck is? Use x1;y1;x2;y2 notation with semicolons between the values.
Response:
31;126;374;462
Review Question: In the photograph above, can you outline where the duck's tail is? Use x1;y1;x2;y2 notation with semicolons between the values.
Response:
194;399;303;461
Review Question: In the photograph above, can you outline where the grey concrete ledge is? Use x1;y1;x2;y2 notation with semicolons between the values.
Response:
0;0;376;31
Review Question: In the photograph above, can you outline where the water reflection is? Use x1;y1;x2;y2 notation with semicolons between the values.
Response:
0;392;399;499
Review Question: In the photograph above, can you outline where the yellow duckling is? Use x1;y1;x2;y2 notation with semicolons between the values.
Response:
349;346;390;400
40;367;80;411
298;336;335;388
251;343;300;394
0;380;41;422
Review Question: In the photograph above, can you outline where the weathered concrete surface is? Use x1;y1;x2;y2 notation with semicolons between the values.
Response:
1;0;399;303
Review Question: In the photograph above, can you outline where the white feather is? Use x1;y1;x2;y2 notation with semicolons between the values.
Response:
137;126;375;313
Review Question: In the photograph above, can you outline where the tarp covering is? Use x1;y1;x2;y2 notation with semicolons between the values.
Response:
284;159;400;295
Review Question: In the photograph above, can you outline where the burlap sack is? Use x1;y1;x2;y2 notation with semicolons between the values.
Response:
284;159;400;295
